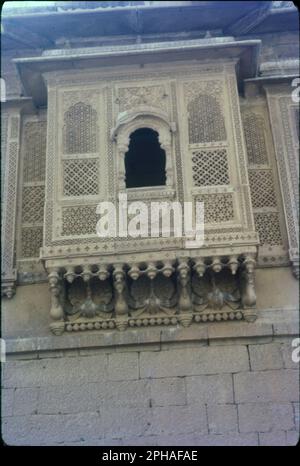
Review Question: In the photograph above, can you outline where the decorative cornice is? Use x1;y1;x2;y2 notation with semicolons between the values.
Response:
14;40;260;107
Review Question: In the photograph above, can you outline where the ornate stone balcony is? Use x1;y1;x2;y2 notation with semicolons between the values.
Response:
46;251;257;335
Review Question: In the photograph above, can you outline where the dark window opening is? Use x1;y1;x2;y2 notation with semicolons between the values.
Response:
125;128;166;188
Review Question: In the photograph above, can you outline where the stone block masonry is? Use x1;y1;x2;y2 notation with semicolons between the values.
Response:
2;332;299;446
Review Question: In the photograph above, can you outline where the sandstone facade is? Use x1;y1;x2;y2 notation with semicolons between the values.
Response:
1;1;299;446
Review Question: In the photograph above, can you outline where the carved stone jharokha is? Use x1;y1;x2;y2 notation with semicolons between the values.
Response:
47;254;257;335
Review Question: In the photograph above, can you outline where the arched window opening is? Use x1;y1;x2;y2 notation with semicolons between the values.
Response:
125;128;166;188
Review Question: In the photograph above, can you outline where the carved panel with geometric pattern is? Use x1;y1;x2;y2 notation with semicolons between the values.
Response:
23;121;47;182
18;117;46;265
118;85;167;113
63;102;98;154
61;205;99;236
254;212;283;246
196;193;234;223
187;94;227;144
241;104;288;267
242;111;268;165
248;169;277;209
63;159;99;196
22;186;45;223
191;148;230;186
21;226;43;258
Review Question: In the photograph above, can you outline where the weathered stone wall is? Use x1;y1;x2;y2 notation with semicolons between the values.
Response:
2;324;299;446
1;208;299;446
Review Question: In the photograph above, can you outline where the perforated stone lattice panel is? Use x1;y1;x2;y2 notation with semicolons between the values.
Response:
22;186;45;223
188;94;226;144
191;148;230;186
254;212;283;246
242;104;288;262
243;112;268;165
21;227;43;258
19;119;46;262
63;102;98;154
23;122;46;182
61;205;99;236
196;193;234;223
248;169;277;209
63;159;99;196
1;114;9;201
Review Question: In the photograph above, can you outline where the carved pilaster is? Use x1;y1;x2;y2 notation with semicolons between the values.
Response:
1;111;21;298
265;85;299;278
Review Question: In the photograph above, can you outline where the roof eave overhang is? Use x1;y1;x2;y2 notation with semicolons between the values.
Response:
1;96;34;113
244;73;300;97
14;39;261;107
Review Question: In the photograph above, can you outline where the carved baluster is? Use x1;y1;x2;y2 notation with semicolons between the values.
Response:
113;264;128;331
177;259;193;327
161;260;174;278
80;280;98;318
145;262;159;314
128;264;141;281
82;265;92;282
193;258;206;277
146;262;157;280
64;266;75;283
241;255;257;321
48;268;65;335
97;264;109;281
211;256;222;273
228;255;239;275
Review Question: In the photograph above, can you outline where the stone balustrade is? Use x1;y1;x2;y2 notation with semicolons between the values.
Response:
47;253;257;335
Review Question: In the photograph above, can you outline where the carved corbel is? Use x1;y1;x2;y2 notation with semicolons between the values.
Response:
1;279;16;299
48;268;65;335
